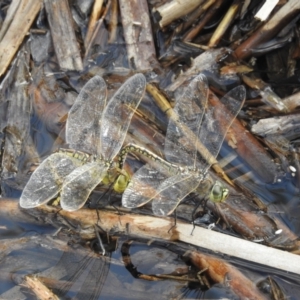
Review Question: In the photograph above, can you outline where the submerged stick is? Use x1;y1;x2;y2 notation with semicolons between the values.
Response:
209;91;277;183
24;275;59;300
187;251;268;300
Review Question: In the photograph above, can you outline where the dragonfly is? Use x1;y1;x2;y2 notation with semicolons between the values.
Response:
20;73;146;211
122;74;246;216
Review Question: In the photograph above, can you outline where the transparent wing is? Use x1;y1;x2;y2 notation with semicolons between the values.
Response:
60;162;109;211
66;76;107;155
20;153;84;208
196;85;246;171
164;74;208;167
122;164;170;208
100;73;146;161
152;173;202;216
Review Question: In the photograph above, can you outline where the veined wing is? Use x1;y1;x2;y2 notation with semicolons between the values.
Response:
60;162;109;211
196;85;246;171
20;153;84;208
122;163;170;208
100;73;146;161
66;76;107;155
164;74;208;167
152;172;202;216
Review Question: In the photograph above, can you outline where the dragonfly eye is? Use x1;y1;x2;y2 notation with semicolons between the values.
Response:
209;181;229;202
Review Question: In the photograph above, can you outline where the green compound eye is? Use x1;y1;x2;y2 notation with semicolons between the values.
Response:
209;181;229;203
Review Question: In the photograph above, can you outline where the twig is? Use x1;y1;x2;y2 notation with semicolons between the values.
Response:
84;0;111;59
0;0;21;41
108;0;118;44
183;0;219;42
84;0;104;48
235;0;300;60
255;0;279;21
154;0;205;28
208;0;240;47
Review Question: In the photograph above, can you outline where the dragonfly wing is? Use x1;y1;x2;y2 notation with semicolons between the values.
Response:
100;73;146;160
196;85;246;171
66;76;107;155
122;164;170;208
20;153;84;208
152;173;202;216
60;162;109;211
164;74;208;167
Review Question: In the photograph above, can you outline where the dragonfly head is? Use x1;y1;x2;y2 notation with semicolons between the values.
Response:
209;181;229;203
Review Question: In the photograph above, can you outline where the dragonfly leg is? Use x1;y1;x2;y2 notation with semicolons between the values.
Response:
94;224;106;255
190;196;208;235
167;209;177;233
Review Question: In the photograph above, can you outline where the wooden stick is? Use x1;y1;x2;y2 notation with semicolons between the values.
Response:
183;0;218;42
255;0;279;21
2;200;300;275
167;48;230;92
44;0;83;71
2;42;33;178
24;275;59;300
208;0;240;47
119;0;156;70
154;0;205;28
0;0;41;76
282;90;300;112
0;0;21;41
84;0;111;59
108;0;118;43
84;0;104;48
30;204;300;275
235;0;300;60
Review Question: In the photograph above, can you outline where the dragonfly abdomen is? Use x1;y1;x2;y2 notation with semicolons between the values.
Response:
58;148;91;163
119;143;182;173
